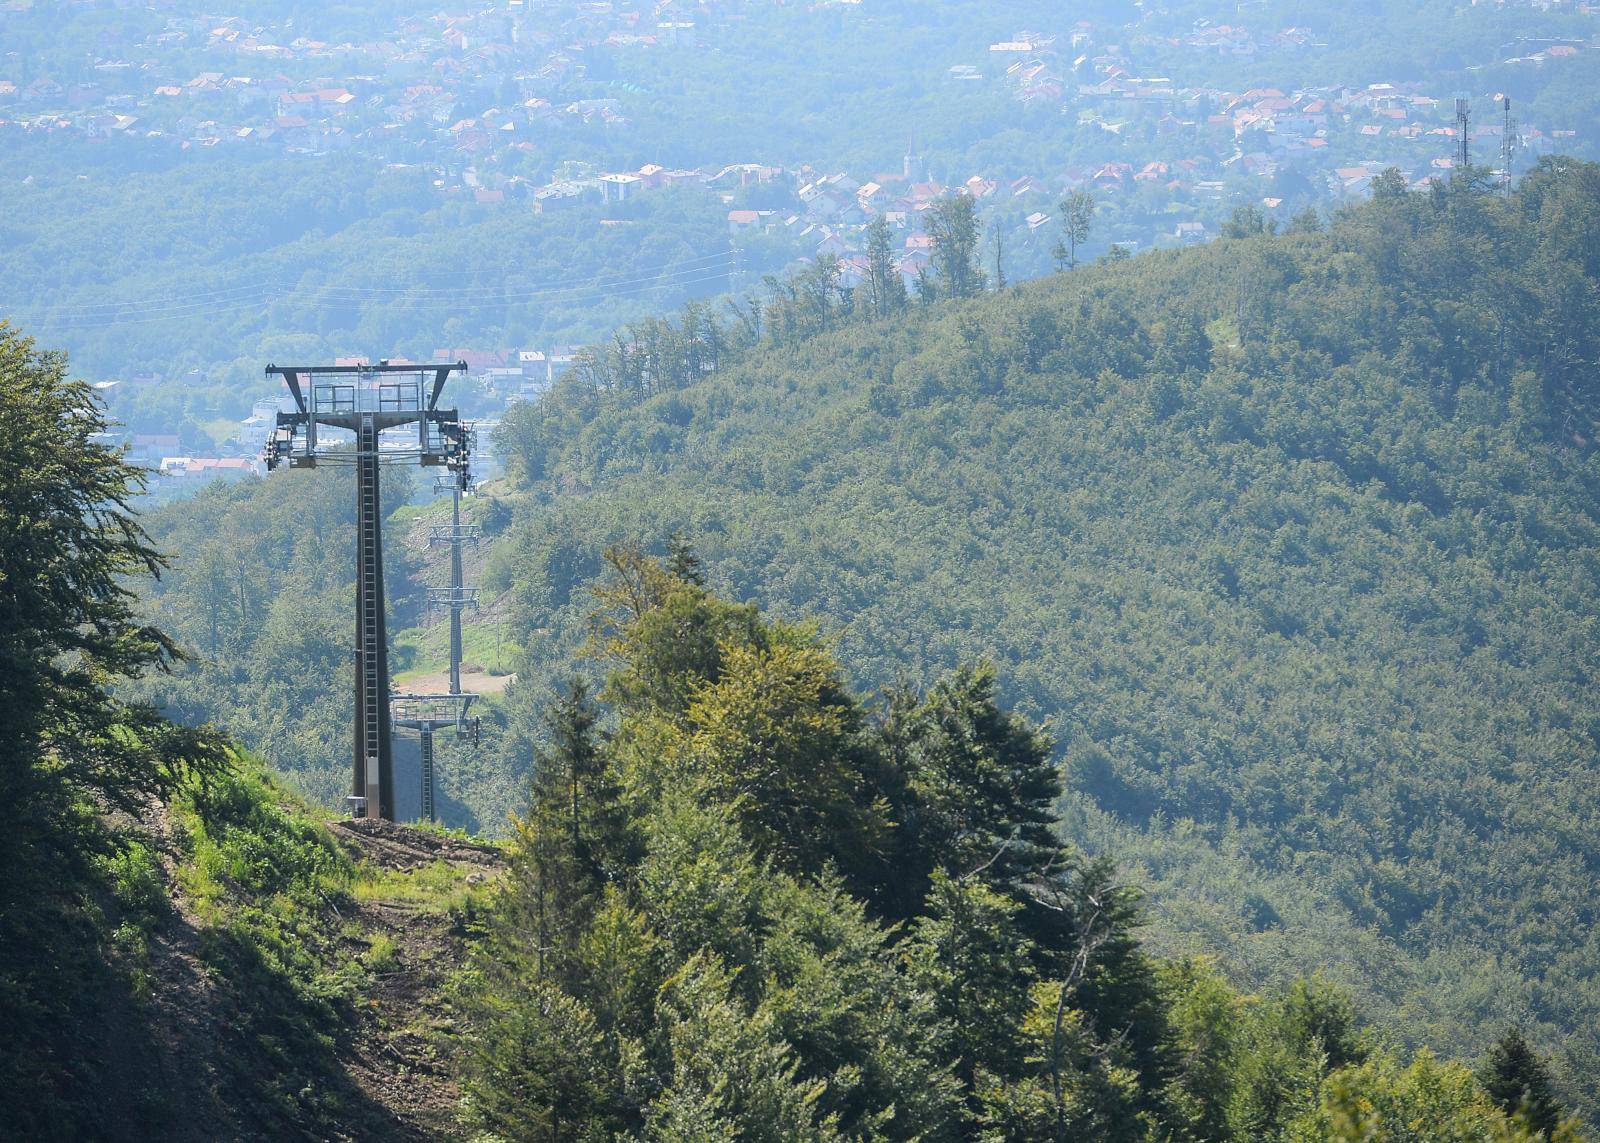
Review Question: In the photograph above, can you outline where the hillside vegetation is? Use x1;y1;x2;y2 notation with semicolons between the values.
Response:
1;318;1585;1137
0;326;500;1139
458;547;1579;1139
480;159;1600;1109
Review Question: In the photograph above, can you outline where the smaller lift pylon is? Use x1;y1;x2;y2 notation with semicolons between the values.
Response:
393;467;482;822
263;361;472;822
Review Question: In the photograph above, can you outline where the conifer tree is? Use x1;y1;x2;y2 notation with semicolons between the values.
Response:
1479;1029;1567;1137
484;678;622;987
460;978;618;1139
904;871;1037;1094
894;663;1063;898
665;530;705;585
0;326;227;818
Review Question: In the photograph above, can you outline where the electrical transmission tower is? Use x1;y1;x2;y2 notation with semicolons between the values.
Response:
263;361;471;821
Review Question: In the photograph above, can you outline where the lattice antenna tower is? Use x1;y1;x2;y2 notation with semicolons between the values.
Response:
1455;96;1471;173
263;360;471;821
1501;96;1516;197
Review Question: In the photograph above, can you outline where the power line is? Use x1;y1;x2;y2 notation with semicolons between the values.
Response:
0;281;272;316
302;263;737;310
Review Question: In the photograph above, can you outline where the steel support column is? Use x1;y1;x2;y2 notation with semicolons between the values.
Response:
419;725;436;823
354;414;394;820
265;360;469;825
448;485;464;697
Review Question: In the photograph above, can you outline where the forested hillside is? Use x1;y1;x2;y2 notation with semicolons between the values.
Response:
121;158;1600;1118
2;319;1576;1137
475;159;1600;1110
455;546;1579;1139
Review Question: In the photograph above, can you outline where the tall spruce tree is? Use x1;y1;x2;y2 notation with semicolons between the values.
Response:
1479;1029;1567;1137
665;530;706;586
493;677;622;982
893;663;1064;898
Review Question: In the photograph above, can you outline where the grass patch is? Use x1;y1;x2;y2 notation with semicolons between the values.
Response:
102;839;169;923
354;858;495;918
363;933;401;973
408;817;500;845
392;616;515;680
170;757;378;1130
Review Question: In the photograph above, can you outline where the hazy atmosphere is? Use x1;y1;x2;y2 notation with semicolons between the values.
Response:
4;1;1599;1138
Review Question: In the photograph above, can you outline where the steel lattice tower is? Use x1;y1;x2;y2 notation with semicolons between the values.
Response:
263;361;471;821
1501;96;1515;197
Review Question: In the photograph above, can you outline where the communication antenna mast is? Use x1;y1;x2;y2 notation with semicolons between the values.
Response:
1455;96;1471;173
1501;95;1516;197
263;360;471;821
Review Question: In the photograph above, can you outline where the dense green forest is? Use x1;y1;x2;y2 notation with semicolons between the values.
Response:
456;545;1580;1139
125;157;1600;1120
469;159;1600;1112
8;321;1585;1139
14;1;1600;1133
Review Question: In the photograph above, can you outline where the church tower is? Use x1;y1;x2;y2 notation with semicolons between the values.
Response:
903;133;925;183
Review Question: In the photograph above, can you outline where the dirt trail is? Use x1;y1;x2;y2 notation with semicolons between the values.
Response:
116;800;502;1133
333;816;503;872
329;819;504;1140
396;665;516;697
